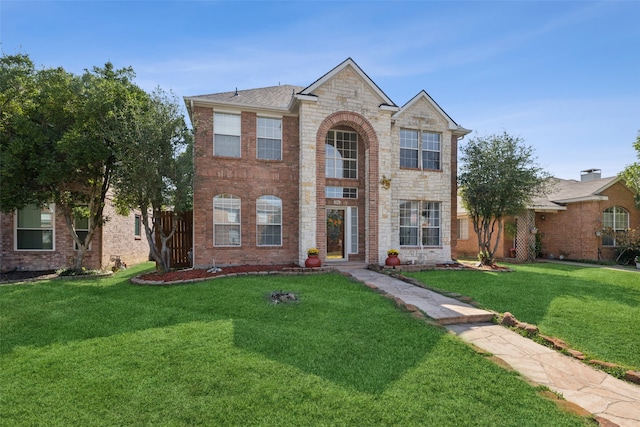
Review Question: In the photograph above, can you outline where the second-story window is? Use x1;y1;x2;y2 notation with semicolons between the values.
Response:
400;129;441;170
325;130;357;179
257;117;282;160
214;112;241;158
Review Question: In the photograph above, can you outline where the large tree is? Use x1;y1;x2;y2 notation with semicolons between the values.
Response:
112;88;193;273
458;132;551;265
0;54;146;271
620;131;640;208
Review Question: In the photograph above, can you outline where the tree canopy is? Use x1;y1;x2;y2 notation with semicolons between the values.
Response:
458;132;551;265
0;53;184;271
112;88;193;273
620;131;640;208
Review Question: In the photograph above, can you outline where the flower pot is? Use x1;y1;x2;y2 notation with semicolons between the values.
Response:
305;255;322;268
385;254;401;267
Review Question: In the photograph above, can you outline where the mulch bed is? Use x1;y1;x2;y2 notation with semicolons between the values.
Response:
0;270;58;284
137;264;301;283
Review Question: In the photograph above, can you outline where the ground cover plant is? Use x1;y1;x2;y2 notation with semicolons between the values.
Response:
406;263;640;371
0;264;592;426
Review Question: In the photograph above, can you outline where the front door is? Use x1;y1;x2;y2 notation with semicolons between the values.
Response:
326;208;345;259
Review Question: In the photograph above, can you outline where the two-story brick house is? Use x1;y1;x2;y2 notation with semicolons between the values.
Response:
185;58;470;268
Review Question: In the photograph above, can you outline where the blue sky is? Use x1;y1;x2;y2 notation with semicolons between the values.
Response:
2;0;638;180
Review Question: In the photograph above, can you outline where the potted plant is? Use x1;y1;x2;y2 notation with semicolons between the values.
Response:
385;249;401;267
305;248;322;268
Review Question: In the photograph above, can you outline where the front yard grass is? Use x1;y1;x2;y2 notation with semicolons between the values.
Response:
0;263;592;426
406;262;640;371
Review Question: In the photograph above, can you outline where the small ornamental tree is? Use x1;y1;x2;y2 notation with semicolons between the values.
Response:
112;88;192;273
458;132;551;265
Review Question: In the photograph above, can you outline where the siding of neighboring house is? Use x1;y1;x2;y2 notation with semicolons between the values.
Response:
0;199;150;272
456;179;638;262
187;58;469;268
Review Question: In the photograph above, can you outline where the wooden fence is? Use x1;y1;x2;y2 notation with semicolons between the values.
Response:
156;211;193;269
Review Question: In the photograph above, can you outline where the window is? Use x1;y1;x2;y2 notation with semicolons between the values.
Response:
134;215;141;239
400;129;441;170
213;195;241;246
73;210;90;250
325;130;357;179
350;207;358;254
325;186;358;199
399;201;441;247
457;218;469;240
257;196;282;246
400;130;419;168
214;112;241;157
602;206;629;246
257;117;282;160
16;204;54;250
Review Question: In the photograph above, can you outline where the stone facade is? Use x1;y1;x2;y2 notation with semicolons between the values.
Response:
0;197;149;272
456;177;639;261
186;58;469;268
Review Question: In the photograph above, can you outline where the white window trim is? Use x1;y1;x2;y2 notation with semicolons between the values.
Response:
399;200;442;248
73;209;91;251
213;195;241;247
256;116;282;161
602;206;630;247
325;130;358;179
213;112;241;158
400;129;442;171
15;204;55;251
256;195;282;247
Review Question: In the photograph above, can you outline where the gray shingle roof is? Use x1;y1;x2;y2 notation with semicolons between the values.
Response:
187;84;304;110
531;176;619;210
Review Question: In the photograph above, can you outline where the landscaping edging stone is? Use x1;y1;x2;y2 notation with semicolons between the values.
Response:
498;311;640;387
379;267;640;389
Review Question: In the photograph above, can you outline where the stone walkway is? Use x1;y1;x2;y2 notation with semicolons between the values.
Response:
335;265;640;427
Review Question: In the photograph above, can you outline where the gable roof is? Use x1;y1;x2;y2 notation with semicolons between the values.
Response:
458;175;625;215
531;176;622;211
297;57;398;110
394;90;471;135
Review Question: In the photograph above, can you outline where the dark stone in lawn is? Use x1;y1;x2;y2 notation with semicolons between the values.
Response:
500;312;517;327
270;291;298;304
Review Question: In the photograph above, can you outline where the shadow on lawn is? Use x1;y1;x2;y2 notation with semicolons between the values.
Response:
0;269;445;394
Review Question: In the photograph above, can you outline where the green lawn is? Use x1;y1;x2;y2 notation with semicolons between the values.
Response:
0;264;592;426
406;263;640;371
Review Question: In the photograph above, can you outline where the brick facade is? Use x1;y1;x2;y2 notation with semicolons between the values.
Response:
456;179;639;261
186;58;469;268
0;198;149;272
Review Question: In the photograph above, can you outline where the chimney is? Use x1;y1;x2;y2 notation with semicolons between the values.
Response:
580;169;601;182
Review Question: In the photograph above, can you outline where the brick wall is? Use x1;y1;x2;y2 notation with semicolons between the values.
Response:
456;180;639;262
192;107;300;268
0;201;150;272
0;207;101;271
100;197;151;269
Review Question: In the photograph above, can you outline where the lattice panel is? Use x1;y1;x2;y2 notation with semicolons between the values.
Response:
515;210;536;261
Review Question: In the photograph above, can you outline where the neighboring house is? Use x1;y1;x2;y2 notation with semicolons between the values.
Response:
185;58;470;268
456;169;639;261
0;195;150;272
